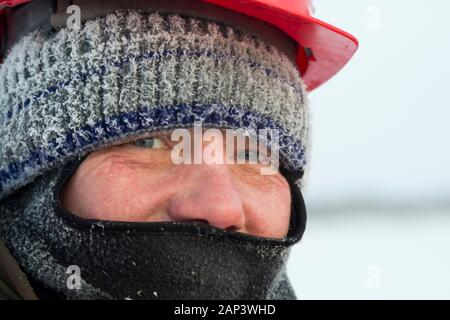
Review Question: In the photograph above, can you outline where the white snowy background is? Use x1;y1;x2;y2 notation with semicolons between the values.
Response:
288;0;450;299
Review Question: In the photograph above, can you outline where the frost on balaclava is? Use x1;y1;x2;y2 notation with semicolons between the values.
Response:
0;11;310;299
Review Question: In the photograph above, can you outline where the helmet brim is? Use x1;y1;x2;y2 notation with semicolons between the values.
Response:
205;0;359;91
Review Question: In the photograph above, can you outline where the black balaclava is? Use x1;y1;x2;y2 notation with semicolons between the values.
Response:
0;156;306;300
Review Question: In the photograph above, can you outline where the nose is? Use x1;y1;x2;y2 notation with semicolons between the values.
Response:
168;164;246;231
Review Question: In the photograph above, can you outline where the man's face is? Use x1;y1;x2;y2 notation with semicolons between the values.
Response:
60;129;292;239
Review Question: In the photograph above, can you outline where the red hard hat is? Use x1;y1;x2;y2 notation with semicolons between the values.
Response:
0;0;358;91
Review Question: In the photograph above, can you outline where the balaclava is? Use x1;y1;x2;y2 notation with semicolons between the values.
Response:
0;10;310;299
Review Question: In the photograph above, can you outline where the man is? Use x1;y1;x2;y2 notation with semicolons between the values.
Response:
0;0;357;299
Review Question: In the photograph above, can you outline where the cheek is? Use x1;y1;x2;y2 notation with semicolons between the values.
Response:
62;154;173;221
235;177;292;238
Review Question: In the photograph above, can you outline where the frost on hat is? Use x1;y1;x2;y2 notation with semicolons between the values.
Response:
0;11;310;200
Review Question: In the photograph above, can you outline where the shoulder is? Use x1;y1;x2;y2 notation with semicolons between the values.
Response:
0;240;38;300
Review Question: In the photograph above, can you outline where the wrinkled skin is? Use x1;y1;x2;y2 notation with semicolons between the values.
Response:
61;129;292;238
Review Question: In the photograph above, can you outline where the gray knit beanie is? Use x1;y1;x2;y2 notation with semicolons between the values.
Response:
0;10;309;200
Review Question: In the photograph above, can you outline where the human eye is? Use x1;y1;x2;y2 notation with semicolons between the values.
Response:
236;150;259;162
132;137;166;149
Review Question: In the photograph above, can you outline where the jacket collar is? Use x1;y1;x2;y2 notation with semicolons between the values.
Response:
0;240;38;300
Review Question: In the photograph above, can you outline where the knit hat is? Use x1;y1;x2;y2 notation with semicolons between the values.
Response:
0;10;309;201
